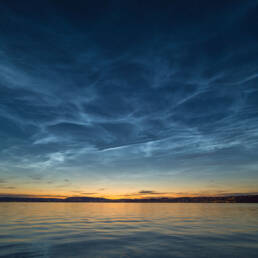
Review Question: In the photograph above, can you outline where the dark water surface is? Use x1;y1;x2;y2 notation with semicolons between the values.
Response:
0;203;258;257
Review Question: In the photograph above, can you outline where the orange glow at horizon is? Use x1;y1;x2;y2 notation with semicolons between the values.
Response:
1;186;257;199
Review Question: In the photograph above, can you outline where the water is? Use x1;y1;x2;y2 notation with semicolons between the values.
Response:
0;203;258;258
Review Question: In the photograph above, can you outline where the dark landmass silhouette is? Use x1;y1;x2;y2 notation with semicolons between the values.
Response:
0;195;258;203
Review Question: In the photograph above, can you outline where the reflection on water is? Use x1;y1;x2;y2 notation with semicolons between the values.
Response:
0;203;258;257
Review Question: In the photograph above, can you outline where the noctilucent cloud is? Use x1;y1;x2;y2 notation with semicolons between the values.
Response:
0;1;258;198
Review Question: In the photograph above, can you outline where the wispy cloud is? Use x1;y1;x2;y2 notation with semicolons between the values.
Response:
121;190;172;197
0;1;258;194
0;186;16;189
138;190;168;195
0;193;67;198
71;191;96;196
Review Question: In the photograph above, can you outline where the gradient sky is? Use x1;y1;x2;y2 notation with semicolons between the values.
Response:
0;0;258;198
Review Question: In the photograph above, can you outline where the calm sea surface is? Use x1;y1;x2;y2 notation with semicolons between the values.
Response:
0;203;258;258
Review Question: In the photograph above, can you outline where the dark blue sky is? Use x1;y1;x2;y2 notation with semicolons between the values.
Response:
0;1;258;198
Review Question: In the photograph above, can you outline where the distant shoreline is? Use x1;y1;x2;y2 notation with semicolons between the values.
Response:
0;195;258;203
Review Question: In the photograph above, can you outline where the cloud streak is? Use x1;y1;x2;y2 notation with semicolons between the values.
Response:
0;1;258;194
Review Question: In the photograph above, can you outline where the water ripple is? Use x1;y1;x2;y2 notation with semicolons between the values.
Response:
0;203;258;257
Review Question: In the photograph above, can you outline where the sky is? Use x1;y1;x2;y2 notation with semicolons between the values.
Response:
0;0;258;199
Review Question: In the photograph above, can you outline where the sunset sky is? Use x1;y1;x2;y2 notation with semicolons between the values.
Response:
0;1;258;199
